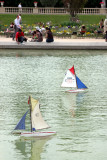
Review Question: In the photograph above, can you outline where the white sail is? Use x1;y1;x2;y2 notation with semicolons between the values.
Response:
61;70;76;88
31;97;49;131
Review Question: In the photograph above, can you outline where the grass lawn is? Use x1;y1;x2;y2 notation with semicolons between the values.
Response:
79;15;105;25
0;14;106;26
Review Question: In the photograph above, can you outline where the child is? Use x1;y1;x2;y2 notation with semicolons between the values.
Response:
30;31;38;42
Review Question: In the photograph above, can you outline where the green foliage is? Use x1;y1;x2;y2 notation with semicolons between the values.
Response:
55;0;64;7
3;0;105;7
85;0;101;8
63;0;88;18
79;15;105;25
0;14;70;26
59;21;82;27
40;0;58;7
4;0;40;7
0;14;106;26
4;0;61;7
0;14;105;38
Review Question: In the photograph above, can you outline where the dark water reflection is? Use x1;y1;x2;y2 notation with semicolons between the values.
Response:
0;50;107;160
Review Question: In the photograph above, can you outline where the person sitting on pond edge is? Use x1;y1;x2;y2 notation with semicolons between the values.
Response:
30;31;37;42
45;27;54;43
80;25;86;35
105;31;107;42
30;29;43;42
16;28;27;44
36;29;43;42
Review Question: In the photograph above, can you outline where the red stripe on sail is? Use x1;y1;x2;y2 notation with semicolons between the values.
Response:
28;96;30;104
28;99;29;104
69;65;75;75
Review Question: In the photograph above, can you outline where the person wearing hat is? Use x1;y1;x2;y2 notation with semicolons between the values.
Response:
30;31;38;42
16;28;27;44
35;29;43;42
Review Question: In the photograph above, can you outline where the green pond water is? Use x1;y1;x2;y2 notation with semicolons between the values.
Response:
0;50;107;160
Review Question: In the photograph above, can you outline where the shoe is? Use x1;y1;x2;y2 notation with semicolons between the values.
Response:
21;42;25;45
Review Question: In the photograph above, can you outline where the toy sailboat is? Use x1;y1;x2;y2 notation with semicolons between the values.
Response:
61;65;88;93
13;96;56;137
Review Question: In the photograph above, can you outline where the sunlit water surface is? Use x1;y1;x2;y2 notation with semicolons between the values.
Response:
0;50;107;160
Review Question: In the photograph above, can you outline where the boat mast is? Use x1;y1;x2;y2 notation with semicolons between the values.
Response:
74;66;78;89
75;74;78;89
29;96;32;132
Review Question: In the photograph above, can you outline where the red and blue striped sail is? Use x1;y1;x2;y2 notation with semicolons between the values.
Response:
76;76;87;89
14;110;29;130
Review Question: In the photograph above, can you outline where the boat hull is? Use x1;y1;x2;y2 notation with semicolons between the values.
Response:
67;89;86;93
21;131;56;137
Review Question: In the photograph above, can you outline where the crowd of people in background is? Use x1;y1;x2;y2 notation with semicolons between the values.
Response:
8;14;54;44
6;12;107;44
79;18;107;42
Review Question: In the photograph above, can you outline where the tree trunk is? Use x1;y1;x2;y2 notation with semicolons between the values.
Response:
69;7;77;21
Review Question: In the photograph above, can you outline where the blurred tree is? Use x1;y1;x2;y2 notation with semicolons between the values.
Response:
85;0;101;8
4;0;41;7
63;0;87;20
55;0;64;7
4;0;105;8
40;0;58;7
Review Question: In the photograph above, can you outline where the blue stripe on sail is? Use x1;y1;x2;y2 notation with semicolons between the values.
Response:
76;76;87;89
14;110;29;130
